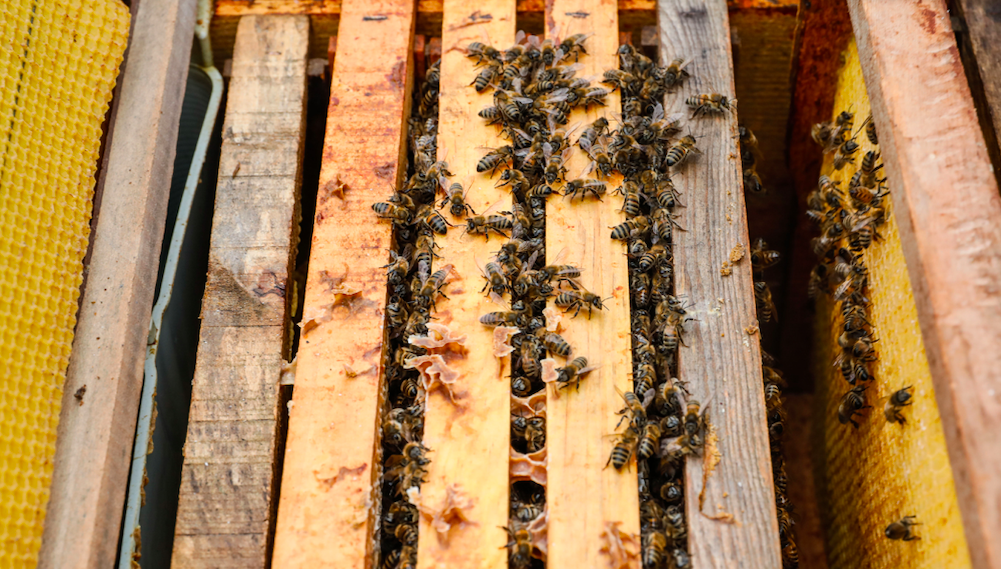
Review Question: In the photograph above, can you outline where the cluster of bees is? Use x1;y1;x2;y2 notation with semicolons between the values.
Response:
371;59;443;569
739;129;800;568
808;111;919;541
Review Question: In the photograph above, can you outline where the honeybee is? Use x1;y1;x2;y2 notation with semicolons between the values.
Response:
666;135;700;168
686;93;736;117
662;58;691;88
837;385;870;429
865;114;878;145
478;145;516;174
579;137;613;178
884;386;913;424
480;260;509;297
638;421;661;459
466;212;513;239
750;237;780;273
394;522;418;546
563;178;607;201
511;485;545;523
577;117;609;150
480;310;527;328
616;388;647;430
537;329;571;357
416;204;451;235
832;137;860;170
615;181;642;217
641;530;668;567
631;271;650;308
559;33;592;62
743;168;765;193
467;42;502;65
372;201;413;225
683;398;705;437
885;516;920;541
657;376;687;412
554;288;607;318
555;356;592;389
437;181;474;219
659;480;683;504
472;61;502;92
611;215;650;240
538;250;581;286
543;143;570;184
607;426;639;470
753;281;777;323
501;523;534;569
660;311;688;353
512;414;546;453
511;376;533;397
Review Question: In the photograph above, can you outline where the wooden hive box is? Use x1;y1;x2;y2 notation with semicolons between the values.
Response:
25;0;1001;568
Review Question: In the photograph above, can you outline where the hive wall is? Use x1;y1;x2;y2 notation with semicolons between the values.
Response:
0;1;129;566
813;38;971;569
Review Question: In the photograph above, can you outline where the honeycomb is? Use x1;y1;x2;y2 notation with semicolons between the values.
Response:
0;0;129;566
813;38;971;569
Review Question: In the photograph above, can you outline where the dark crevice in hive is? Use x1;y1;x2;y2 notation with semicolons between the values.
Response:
372;46;443;568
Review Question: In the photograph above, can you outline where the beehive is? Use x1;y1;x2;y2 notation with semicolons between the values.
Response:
0;1;128;566
25;0;1001;568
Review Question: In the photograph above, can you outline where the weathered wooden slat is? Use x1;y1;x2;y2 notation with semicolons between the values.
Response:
38;1;195;567
270;0;416;566
848;1;1001;567
658;1;781;567
413;0;515;566
955;0;1001;174
171;15;309;569
543;3;640;569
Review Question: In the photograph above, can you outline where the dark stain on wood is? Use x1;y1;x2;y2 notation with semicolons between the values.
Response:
387;59;407;91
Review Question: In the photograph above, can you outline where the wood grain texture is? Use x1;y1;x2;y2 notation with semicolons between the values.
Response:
171;16;308;568
38;1;195;567
657;1;781;567
270;0;416;566
542;2;639;569
413;0;514;566
848;1;1001;567
779;0;852;391
955;0;1001;174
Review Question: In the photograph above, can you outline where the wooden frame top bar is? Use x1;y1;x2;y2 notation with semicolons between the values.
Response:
848;1;1001;567
658;0;781;566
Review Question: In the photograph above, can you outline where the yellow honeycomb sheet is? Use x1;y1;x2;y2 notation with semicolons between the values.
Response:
812;38;970;569
0;1;129;566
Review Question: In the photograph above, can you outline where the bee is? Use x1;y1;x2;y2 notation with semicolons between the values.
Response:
480;260;509;296
672;548;693;569
610;215;650;240
554;288;607;318
651;207;681;242
518;335;543;377
559;33;592;62
441;181;475;218
666;135;700;168
472;61;502;92
394;522;419;546
659;480;683;504
480;310;526;327
478;105;504;124
638;421;661;459
478;145;515;173
617;388;647;429
781;541;799;569
382;250;411;286
865;113;878;145
532;327;569;357
607;426;638;470
637;243;668;273
684;399;704;436
884;386;913;424
497;168;530;196
651;175;681;210
540;37;559;66
579;137;613;177
372;201;413;225
631;271;650;308
846;209;882;251
380;548;401;569
543;143;570;184
501;523;534;569
662;58;690;88
658;376;686;412
885;516;920;541
512;415;546;453
837;385;870;429
857;150;883;185
753;281;777;323
511;489;545;523
660;311;687;353
511;376;533;397
744;168;765;193
466;213;512;239
686;93;737;117
538;254;582;286
577;117;609;150
563;178;607;201
750;237;781;273
642;530;668;567
416;204;451;235
467;42;502;65
551;357;590;390
832;137;860;170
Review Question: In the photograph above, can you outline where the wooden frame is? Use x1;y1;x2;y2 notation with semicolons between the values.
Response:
848;1;1001;567
38;0;195;567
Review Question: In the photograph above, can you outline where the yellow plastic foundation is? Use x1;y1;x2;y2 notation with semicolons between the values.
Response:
813;38;971;569
0;1;128;566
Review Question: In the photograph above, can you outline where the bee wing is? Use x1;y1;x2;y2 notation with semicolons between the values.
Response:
515;29;527;44
577;136;593;153
525;33;541;49
542;142;554;162
513;96;534;105
579;160;597;178
523;249;541;271
550;245;569;266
